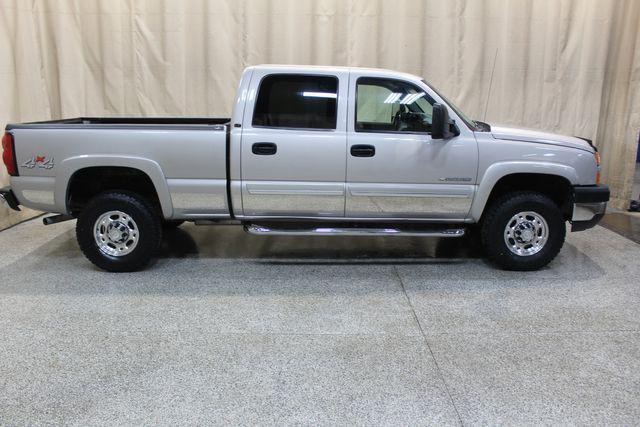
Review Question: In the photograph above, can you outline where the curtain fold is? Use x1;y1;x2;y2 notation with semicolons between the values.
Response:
1;0;639;229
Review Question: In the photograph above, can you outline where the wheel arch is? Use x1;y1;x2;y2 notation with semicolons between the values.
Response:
57;156;173;218
470;162;577;221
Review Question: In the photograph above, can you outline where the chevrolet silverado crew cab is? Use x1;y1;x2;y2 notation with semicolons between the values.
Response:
1;65;609;272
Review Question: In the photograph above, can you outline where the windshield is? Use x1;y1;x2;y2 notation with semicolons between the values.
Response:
422;79;479;131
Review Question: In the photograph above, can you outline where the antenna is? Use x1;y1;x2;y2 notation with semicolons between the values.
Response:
483;48;498;121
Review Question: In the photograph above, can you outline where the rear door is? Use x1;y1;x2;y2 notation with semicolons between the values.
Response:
240;70;348;217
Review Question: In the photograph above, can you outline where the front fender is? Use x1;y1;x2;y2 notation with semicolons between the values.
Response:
55;155;173;218
469;161;579;221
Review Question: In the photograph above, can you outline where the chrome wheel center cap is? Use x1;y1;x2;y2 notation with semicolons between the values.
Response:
107;222;129;243
518;227;535;243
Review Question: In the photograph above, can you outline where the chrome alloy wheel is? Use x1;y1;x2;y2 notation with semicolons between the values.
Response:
503;211;549;256
94;210;139;256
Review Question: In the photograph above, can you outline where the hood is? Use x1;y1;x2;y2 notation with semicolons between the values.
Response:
490;125;594;153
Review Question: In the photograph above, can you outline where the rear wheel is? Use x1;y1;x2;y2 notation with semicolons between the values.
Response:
76;192;162;272
481;192;565;270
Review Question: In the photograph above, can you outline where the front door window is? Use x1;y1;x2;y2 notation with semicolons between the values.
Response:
355;77;435;133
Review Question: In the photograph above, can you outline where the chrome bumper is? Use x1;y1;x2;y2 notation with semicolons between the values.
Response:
572;201;607;222
571;185;609;231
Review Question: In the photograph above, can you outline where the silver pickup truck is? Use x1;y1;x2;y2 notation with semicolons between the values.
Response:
1;65;609;272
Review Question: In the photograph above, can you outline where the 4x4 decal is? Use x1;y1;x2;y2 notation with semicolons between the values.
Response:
22;155;54;169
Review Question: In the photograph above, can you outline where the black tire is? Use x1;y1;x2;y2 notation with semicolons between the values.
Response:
76;191;162;272
162;220;185;229
480;191;566;271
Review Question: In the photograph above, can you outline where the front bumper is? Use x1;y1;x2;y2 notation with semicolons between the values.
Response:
0;186;21;211
571;185;609;231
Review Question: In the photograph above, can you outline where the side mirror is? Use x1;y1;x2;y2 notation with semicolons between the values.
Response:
431;103;454;140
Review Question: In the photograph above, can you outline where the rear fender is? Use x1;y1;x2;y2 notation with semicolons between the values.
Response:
57;155;173;218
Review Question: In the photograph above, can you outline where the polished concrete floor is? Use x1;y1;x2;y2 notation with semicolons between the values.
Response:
0;217;639;424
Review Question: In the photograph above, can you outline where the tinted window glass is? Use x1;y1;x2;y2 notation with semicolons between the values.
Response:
356;77;434;133
253;75;338;129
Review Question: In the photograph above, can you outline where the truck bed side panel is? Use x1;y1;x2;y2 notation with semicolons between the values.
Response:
9;126;230;219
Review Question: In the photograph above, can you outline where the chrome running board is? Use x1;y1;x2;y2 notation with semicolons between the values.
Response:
244;224;466;237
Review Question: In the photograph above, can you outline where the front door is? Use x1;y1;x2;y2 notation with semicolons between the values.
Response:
240;70;348;217
346;76;478;220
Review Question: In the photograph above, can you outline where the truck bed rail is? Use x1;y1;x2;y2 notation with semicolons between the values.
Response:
6;117;230;130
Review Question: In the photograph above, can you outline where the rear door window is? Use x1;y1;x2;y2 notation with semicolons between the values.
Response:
253;74;338;130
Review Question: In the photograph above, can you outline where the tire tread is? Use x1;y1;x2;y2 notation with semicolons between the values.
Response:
480;191;565;271
76;191;162;272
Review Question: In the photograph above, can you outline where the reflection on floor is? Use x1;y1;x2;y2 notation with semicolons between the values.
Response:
159;213;640;261
600;212;640;244
158;223;483;262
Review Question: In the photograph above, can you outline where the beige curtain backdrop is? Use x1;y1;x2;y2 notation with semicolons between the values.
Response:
1;0;639;229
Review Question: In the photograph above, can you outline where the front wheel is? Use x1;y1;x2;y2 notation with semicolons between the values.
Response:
76;192;162;272
480;192;566;271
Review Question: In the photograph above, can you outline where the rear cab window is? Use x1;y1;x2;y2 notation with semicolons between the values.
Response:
252;74;338;130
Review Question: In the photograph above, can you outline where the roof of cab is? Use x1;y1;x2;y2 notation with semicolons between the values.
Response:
247;64;424;83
